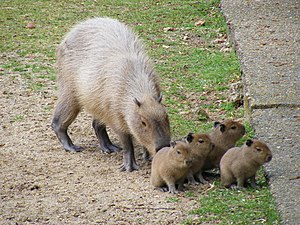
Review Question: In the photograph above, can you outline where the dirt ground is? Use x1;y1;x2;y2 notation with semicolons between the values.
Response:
0;72;214;224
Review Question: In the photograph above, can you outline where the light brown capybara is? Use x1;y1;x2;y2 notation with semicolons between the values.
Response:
220;139;272;189
51;17;171;172
203;120;246;171
185;133;214;184
150;141;193;194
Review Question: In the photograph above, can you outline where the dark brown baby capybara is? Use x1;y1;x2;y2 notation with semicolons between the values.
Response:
150;141;193;194
185;133;214;184
51;17;171;172
220;139;272;189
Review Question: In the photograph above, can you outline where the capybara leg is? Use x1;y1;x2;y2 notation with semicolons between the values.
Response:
197;172;208;184
187;172;199;185
142;148;152;161
119;133;139;172
177;178;186;192
92;120;121;153
167;183;178;194
51;98;82;152
249;175;259;189
236;177;246;190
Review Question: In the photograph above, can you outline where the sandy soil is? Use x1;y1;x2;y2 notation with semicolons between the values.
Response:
0;73;213;224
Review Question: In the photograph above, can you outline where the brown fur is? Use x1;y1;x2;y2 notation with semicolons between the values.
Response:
204;120;245;170
185;133;214;184
150;141;193;194
51;17;171;172
220;139;272;189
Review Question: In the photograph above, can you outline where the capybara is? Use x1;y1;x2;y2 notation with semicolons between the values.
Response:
185;133;214;184
51;17;171;172
220;139;272;189
203;120;245;171
150;141;193;194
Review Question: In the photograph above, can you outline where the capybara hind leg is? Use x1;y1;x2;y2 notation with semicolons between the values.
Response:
51;99;82;152
92;120;121;153
118;133;139;172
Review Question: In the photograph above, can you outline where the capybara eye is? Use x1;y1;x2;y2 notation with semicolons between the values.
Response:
231;126;236;129
142;121;146;127
256;147;262;152
176;150;181;155
198;139;204;143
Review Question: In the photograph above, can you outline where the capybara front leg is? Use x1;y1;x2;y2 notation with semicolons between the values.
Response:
249;175;259;189
92;120;121;153
197;172;208;184
187;171;199;185
118;133;139;172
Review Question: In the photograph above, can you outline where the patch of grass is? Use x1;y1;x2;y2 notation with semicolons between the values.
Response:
184;169;280;224
166;197;181;203
0;0;280;224
12;114;25;122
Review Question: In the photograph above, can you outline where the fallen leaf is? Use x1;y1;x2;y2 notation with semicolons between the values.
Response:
26;21;36;29
163;27;174;32
195;19;205;26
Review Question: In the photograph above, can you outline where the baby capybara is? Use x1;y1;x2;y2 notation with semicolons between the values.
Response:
51;17;171;172
150;141;193;194
185;133;214;184
220;139;272;189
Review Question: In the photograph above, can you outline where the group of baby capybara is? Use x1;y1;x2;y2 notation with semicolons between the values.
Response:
51;17;272;194
150;120;272;194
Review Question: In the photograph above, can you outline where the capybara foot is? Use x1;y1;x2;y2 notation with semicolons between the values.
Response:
120;162;139;172
155;187;169;192
64;145;84;152
230;184;245;190
100;142;121;154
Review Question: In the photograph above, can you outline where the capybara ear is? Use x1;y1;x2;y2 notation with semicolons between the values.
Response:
134;98;141;107
246;139;253;147
214;121;220;128
170;141;176;148
186;133;194;143
220;124;226;133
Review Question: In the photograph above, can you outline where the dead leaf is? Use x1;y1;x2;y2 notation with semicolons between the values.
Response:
163;27;174;32
26;21;36;29
195;19;205;27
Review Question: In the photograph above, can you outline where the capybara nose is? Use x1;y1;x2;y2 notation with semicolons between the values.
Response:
186;159;193;167
266;155;272;162
211;143;215;150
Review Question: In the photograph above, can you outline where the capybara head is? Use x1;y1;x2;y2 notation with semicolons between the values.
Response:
245;139;272;164
186;132;214;156
169;141;193;167
213;120;246;143
129;95;171;156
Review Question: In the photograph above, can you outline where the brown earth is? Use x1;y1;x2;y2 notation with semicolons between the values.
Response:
0;73;216;224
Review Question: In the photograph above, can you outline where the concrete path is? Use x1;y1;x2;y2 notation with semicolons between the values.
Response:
221;0;300;224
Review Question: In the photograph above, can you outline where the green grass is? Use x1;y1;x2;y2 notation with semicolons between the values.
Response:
184;169;280;225
0;0;280;224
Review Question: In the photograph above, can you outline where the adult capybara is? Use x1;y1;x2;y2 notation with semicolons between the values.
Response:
150;141;193;194
220;139;272;189
51;17;171;172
